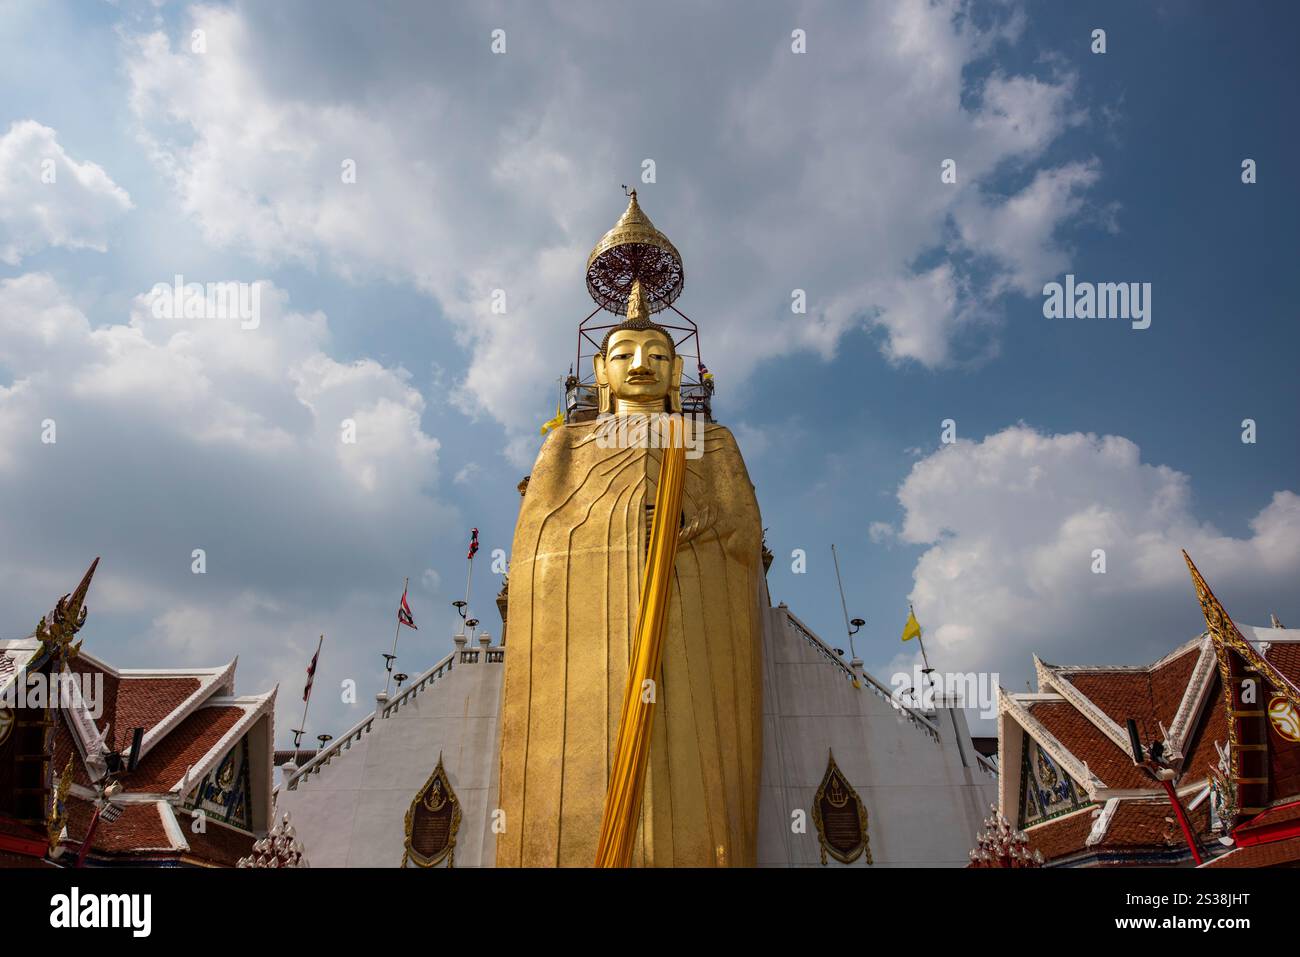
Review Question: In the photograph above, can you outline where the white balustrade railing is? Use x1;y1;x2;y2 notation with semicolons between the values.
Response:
783;610;943;745
280;645;501;792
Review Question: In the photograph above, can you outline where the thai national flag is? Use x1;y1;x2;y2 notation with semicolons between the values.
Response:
303;637;323;702
467;527;480;561
398;585;417;630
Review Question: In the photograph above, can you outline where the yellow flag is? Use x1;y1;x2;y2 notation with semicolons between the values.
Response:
901;607;922;642
540;402;563;436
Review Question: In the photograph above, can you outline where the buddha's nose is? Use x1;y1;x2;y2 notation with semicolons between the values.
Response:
630;345;651;373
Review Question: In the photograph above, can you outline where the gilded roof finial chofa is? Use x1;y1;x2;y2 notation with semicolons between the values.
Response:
1183;550;1300;707
33;556;98;665
585;188;684;316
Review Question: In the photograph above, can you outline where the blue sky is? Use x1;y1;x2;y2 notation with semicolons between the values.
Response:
1;0;1296;740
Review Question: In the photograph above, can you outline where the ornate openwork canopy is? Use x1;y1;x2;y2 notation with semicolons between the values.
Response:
570;189;710;422
585;189;684;315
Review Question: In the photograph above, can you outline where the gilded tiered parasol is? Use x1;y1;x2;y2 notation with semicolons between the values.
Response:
585;188;684;315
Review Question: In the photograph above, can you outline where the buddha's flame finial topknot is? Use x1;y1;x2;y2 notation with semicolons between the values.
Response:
598;277;676;358
626;279;649;323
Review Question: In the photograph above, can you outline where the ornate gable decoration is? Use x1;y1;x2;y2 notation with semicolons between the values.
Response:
812;750;872;865
1018;732;1088;828
401;755;461;868
186;737;252;829
1269;695;1300;743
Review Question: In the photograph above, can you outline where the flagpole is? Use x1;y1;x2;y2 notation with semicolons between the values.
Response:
460;554;474;638
912;604;933;673
385;578;406;695
908;604;967;766
831;544;856;661
295;634;323;766
909;602;936;706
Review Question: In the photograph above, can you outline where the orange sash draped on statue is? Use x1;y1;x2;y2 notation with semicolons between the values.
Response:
594;417;686;867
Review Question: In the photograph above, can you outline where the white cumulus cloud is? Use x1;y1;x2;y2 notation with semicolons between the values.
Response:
121;0;1105;450
0;120;132;265
890;425;1300;695
0;272;449;736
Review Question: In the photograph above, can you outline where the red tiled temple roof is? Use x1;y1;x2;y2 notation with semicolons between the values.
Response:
66;799;174;853
112;677;203;749
183;819;256;867
1202;834;1300;868
1060;646;1200;736
1024;809;1096;861
122;706;245;792
1239;799;1300;835
1150;648;1204;727
69;657;119;740
1027;701;1148;789
2;565;271;868
52;713;93;789
1026;800;1216;864
1179;673;1229;783
0;815;46;849
0;850;58;867
61;797;255;866
1266;643;1300;687
66;656;220;752
273;748;318;766
34;672;269;865
1106;800;1212;848
1005;614;1300;867
50;689;250;797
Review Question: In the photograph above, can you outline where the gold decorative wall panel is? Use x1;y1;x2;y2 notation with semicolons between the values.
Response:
813;750;873;866
402;756;461;868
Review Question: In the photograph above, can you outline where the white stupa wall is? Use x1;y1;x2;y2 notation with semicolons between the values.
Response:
275;639;504;868
277;608;995;868
757;605;996;867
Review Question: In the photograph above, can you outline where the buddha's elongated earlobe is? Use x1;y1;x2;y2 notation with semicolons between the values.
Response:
668;355;683;413
594;353;613;414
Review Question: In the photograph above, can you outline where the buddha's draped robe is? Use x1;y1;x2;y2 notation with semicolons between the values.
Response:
495;419;765;867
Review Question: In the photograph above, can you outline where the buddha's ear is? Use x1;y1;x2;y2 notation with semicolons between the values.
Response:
668;355;684;413
593;353;612;414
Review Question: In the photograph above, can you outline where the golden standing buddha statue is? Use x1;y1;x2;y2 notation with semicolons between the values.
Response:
494;192;766;867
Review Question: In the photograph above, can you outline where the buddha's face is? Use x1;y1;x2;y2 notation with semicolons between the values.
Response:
596;329;675;405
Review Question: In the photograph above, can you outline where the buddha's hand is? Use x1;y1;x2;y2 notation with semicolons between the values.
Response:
678;505;716;546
